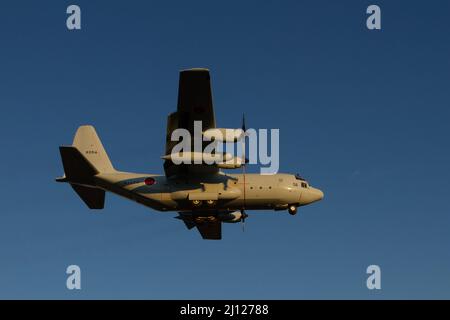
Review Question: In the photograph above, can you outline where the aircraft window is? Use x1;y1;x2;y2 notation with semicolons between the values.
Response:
301;182;308;188
250;187;253;189
295;173;306;181
293;182;298;187
259;186;262;189
269;186;272;189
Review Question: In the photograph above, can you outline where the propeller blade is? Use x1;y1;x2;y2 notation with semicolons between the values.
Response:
240;113;247;165
241;210;248;232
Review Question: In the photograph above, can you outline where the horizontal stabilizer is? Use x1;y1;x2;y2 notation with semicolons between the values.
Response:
71;184;105;209
58;146;98;184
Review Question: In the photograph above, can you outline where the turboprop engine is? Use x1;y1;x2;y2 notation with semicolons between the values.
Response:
217;211;248;223
215;156;245;169
203;128;244;142
162;151;233;163
162;152;245;169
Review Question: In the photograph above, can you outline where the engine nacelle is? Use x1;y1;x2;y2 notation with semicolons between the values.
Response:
203;128;244;142
217;211;244;223
215;156;244;169
162;151;233;164
163;152;244;169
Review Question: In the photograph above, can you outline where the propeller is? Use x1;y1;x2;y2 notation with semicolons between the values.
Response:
241;210;248;232
241;113;248;232
241;113;247;164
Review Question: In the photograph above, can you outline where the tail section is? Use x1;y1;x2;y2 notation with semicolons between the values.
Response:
57;125;114;210
71;184;105;209
57;146;98;184
72;125;115;173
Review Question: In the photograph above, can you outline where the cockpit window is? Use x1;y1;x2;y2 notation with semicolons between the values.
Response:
296;174;308;188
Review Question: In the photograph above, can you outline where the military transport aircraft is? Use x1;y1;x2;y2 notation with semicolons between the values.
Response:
56;68;323;239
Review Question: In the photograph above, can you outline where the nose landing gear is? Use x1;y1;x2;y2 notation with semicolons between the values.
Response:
288;204;298;215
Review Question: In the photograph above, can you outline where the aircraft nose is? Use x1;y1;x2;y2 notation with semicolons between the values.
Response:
313;188;324;202
301;187;324;204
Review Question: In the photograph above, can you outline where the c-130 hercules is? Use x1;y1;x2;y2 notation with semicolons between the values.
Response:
56;68;323;239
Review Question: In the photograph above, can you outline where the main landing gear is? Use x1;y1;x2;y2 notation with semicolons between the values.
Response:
191;199;217;207
288;204;298;215
192;200;202;207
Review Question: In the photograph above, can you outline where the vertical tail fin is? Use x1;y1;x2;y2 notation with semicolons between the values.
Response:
72;125;115;173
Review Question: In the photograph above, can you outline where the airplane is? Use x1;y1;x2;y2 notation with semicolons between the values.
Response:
56;68;324;240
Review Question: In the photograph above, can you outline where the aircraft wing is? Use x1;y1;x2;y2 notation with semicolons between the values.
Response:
164;68;218;178
176;214;222;240
196;219;222;240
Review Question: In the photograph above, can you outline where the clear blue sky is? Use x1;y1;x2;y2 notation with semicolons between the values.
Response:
0;0;449;299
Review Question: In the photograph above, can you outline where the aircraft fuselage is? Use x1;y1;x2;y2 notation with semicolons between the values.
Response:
92;171;324;213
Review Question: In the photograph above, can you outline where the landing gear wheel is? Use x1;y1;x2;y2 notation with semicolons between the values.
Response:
206;200;216;206
288;205;298;215
192;200;202;207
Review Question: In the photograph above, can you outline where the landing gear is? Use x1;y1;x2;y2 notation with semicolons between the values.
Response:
192;200;202;207
192;199;216;207
288;204;298;215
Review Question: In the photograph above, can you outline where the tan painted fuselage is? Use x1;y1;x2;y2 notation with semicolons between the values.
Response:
92;171;324;213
